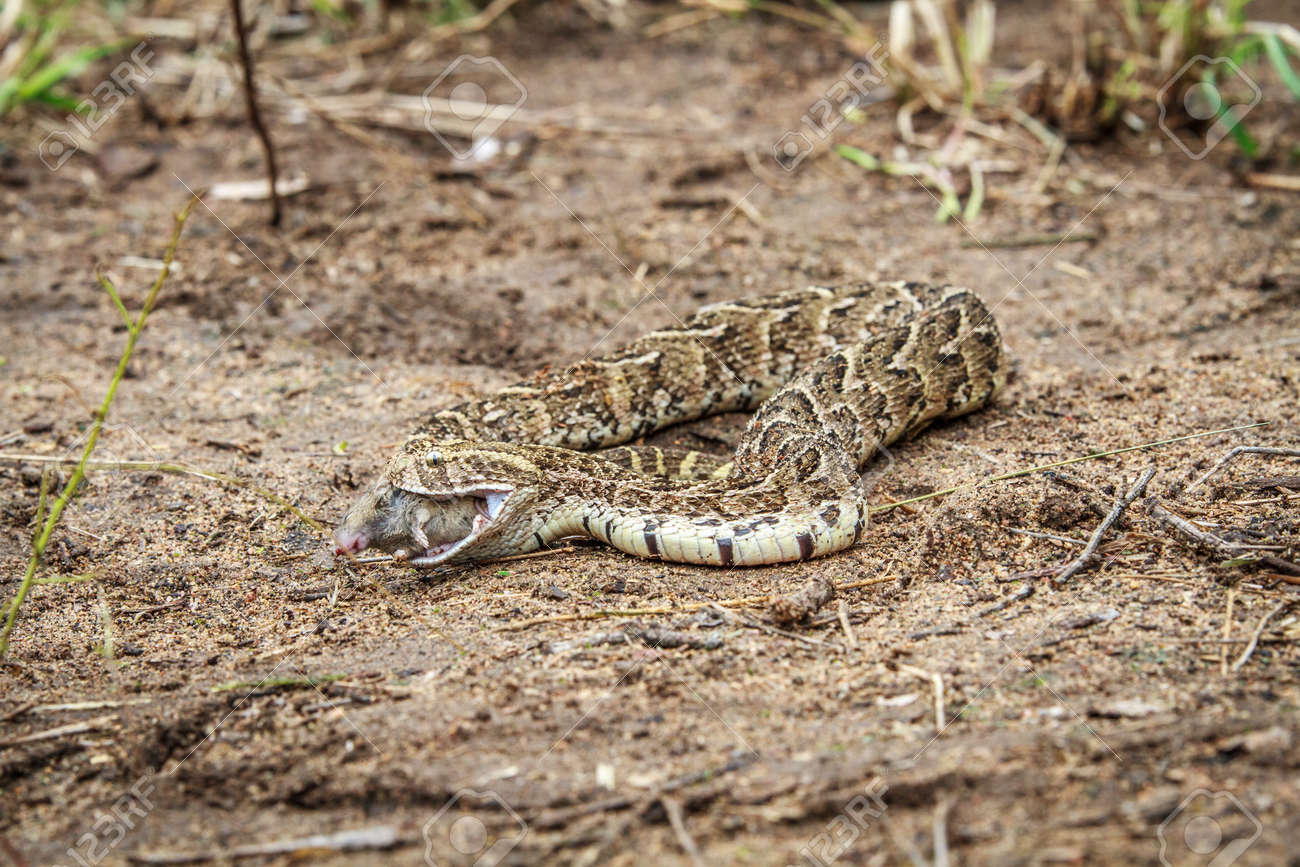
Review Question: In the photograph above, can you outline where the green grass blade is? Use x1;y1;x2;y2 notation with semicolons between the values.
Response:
1262;34;1300;100
29;90;83;112
16;39;133;104
1228;121;1258;157
97;269;135;332
837;144;882;170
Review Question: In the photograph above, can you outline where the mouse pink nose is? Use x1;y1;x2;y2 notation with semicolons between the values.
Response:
333;528;370;556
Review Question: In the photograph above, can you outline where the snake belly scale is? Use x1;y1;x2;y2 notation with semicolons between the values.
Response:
333;281;1008;567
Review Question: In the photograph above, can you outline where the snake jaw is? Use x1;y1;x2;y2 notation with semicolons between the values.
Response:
402;488;515;566
333;475;479;561
333;483;519;566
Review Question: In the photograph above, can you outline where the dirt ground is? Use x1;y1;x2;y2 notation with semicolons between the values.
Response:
3;2;1299;865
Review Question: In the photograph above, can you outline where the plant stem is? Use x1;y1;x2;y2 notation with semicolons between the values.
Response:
0;196;199;659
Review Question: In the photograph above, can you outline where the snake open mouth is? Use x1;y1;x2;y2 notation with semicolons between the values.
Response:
402;489;510;565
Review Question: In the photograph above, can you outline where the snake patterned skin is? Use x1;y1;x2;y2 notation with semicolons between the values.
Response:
333;281;1007;567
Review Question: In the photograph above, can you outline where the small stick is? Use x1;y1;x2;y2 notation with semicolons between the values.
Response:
1109;572;1289;598
490;545;581;564
334;545;582;567
644;7;723;38
899;664;945;732
873;491;921;515
1232;493;1300;507
960;230;1097;249
1055;466;1156;584
1006;527;1087;546
737;613;842;649
1150;501;1235;551
0;703;33;723
230;0;281;226
933;798;952;867
0;713;117;748
66;525;107;543
122;600;184;619
837;599;858;649
1187;446;1300;493
128;826;399;864
660;796;705;867
978;582;1036;616
1230;601;1288;673
1245;172;1300;192
997;555;1078;583
1146;502;1300;576
29;698;153;713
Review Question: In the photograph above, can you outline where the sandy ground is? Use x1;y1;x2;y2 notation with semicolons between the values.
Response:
2;2;1299;865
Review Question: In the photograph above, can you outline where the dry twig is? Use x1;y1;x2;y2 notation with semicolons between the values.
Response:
1148;500;1300;576
1231;602;1289;673
837;599;858;649
978;582;1036;616
129;827;400;864
1054;466;1156;584
230;0;281;225
1220;590;1236;678
899;663;945;732
660;796;705;867
0;713;118;748
1187;446;1300;493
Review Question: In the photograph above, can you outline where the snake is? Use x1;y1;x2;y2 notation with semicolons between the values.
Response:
332;281;1007;567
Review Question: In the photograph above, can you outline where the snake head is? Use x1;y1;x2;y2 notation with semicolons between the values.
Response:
332;438;545;566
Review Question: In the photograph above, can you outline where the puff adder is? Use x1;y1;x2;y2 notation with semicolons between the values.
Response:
333;281;1007;567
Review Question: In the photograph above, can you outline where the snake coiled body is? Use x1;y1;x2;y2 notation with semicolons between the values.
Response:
334;281;1007;567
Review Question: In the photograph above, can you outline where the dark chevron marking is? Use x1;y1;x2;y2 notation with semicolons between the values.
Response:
717;537;735;567
796;531;814;560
